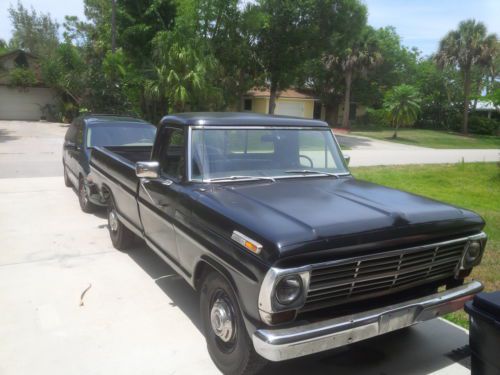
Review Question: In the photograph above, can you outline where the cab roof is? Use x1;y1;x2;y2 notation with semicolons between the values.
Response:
82;114;150;125
160;112;329;128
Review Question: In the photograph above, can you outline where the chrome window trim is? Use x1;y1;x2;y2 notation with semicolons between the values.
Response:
187;126;193;181
258;232;487;319
190;172;352;184
190;126;328;130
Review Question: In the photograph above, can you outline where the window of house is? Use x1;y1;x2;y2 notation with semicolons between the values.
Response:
243;99;253;111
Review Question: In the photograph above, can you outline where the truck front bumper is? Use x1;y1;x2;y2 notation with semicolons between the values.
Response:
253;280;483;362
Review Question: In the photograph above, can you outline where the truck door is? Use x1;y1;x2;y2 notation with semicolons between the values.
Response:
138;126;185;262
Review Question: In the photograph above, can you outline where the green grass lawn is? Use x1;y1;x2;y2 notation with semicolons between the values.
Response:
351;128;500;149
351;162;500;328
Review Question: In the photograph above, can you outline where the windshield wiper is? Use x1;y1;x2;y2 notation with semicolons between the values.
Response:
285;170;341;179
205;175;276;183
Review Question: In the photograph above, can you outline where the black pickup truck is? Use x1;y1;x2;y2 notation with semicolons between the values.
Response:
90;112;486;375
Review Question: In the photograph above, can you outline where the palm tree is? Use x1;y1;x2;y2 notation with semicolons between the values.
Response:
435;19;497;134
325;28;382;129
383;84;421;139
146;32;208;113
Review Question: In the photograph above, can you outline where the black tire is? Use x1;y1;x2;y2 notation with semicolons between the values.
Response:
63;164;72;187
200;272;268;375
78;176;97;213
107;196;136;251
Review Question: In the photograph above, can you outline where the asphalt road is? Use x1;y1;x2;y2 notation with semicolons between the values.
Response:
0;120;476;375
334;133;499;167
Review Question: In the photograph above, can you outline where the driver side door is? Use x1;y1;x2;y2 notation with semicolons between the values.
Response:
138;126;186;263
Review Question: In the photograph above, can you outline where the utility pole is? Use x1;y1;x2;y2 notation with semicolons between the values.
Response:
111;0;116;52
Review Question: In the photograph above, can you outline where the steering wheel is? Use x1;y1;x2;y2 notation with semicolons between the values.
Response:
299;154;314;168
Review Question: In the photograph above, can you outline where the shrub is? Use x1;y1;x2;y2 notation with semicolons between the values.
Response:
355;108;387;129
468;116;499;135
8;67;37;87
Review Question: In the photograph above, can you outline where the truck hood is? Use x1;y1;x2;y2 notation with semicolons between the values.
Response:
195;177;484;263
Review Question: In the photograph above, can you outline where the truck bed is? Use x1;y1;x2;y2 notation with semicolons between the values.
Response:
90;145;152;231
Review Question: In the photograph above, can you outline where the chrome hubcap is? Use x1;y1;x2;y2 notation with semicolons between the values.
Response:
210;298;235;343
109;209;119;232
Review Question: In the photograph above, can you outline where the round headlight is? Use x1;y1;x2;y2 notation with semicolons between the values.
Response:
275;275;303;305
465;241;482;264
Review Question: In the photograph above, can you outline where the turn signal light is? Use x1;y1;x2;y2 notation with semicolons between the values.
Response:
231;231;262;254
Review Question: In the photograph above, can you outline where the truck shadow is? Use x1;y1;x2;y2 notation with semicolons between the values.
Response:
126;242;470;375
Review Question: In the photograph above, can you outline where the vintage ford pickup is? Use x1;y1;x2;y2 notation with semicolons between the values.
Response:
89;112;486;375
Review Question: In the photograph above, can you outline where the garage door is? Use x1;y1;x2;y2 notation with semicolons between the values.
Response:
275;100;305;118
0;86;57;121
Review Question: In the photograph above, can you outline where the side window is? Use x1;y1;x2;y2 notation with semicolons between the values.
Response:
159;128;185;180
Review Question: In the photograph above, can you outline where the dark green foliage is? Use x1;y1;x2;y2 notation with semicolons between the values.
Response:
356;108;387;128
8;67;37;87
8;1;59;58
468;116;499;135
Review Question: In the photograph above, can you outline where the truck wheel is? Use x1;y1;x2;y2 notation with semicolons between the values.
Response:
63;165;72;187
78;177;97;213
107;198;135;251
200;272;268;375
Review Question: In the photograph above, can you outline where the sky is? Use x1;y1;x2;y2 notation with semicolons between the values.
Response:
1;0;499;57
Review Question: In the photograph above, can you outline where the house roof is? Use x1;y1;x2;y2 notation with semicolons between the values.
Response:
246;88;318;100
475;100;498;111
160;112;328;127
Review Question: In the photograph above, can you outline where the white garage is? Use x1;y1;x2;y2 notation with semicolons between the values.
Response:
0;86;57;121
275;100;306;117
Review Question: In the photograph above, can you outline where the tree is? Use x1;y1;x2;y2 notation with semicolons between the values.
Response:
327;26;382;128
383;84;421;138
435;19;498;134
414;59;462;130
8;1;59;58
299;0;367;127
352;26;419;109
41;43;86;119
245;0;317;114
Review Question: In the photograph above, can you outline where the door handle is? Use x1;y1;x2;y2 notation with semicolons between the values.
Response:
163;179;173;186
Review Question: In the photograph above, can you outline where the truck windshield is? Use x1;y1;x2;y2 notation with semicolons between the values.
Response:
87;123;156;148
190;128;349;181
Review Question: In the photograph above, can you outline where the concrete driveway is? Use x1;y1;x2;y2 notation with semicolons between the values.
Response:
335;133;499;167
0;121;475;374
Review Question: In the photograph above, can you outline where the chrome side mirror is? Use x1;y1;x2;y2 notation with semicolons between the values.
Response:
136;161;160;179
343;154;351;166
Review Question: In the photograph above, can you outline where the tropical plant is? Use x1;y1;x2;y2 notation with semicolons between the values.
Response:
326;26;383;129
435;19;498;134
299;0;367;127
41;43;86;119
146;31;221;115
383;84;421;138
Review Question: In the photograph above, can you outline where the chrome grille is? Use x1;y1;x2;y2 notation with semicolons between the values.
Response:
303;239;467;311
